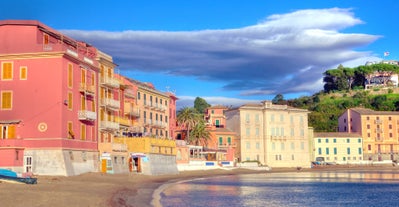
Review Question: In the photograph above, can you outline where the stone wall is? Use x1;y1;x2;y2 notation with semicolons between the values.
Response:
141;154;178;175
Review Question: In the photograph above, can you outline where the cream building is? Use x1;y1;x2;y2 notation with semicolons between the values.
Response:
225;101;311;168
313;132;363;164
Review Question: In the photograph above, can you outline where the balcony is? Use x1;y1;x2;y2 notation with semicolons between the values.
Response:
100;76;120;88
124;89;135;99
116;116;131;127
79;83;95;96
125;108;140;117
100;121;119;131
375;120;383;124
100;98;120;110
78;110;97;121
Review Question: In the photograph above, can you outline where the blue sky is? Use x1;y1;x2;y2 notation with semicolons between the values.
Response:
2;0;398;108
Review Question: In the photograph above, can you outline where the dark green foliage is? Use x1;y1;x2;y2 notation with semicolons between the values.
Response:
193;97;210;114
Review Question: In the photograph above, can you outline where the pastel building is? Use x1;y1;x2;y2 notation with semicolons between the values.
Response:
0;20;99;176
205;106;239;162
225;101;311;168
313;132;363;163
339;107;399;161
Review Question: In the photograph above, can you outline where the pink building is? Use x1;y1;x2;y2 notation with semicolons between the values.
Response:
167;92;178;139
0;20;99;176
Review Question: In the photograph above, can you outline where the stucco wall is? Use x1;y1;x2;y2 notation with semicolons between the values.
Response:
141;154;178;175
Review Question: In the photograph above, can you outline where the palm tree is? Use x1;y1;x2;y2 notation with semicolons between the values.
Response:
189;120;211;146
176;107;202;143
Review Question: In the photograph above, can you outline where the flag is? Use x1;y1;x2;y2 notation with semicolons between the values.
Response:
384;51;390;57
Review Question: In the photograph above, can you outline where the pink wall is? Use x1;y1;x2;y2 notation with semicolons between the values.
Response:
0;20;98;152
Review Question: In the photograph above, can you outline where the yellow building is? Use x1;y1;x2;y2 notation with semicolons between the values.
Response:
313;132;363;164
225;101;311;168
96;50;128;174
339;107;399;161
114;137;178;175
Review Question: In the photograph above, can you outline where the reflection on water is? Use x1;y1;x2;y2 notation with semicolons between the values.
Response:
160;170;399;207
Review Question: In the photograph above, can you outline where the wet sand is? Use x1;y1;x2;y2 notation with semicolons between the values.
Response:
0;166;397;207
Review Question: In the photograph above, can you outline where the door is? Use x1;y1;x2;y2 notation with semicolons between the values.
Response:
24;156;33;173
101;159;107;173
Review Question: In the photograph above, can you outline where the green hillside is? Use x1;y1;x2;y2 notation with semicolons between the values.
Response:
287;88;399;132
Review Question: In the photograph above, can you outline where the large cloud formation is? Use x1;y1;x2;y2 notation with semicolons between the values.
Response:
63;8;380;97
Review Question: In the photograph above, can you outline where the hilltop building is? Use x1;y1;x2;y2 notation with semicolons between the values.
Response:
339;108;399;161
225;101;311;168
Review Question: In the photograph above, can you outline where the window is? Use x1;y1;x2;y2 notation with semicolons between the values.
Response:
291;128;294;136
326;148;330;155
20;66;27;80
272;142;276;150
367;125;370;129
334;147;337;155
43;33;49;44
256;142;260;149
81;124;86;140
227;137;231;145
280;114;284;122
68;122;74;139
358;148;362;154
246;128;250;136
368;144;371;151
318;139;321;143
255;114;260;123
246;142;250;149
219;137;223;145
301;142;305;150
347;139;350;143
280;127;284;136
0;125;16;139
245;114;250;122
271;114;275;122
137;92;141;100
68;63;73;88
291;142;295;150
318;148;322;155
1;62;13;80
358;138;361;143
333;138;336;143
1;91;12;110
325;138;329;143
255;128;259;136
347;148;351;155
281;143;285;150
68;92;73;110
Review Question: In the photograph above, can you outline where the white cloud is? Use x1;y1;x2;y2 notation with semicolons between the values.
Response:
62;8;380;97
176;96;259;109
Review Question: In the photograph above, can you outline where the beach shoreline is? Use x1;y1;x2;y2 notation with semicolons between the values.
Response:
0;166;397;207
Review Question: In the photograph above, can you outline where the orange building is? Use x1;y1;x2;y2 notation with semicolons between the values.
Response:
338;107;399;161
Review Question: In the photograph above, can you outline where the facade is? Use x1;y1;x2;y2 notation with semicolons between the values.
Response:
313;132;363;163
167;92;178;140
0;20;98;176
338;107;399;161
205;106;238;162
133;80;170;138
225;101;310;168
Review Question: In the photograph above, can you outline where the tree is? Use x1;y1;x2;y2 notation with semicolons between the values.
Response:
272;94;285;104
194;97;210;114
176;107;202;143
189;120;211;146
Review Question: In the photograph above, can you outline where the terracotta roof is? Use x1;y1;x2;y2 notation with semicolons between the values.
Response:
314;132;362;138
351;107;399;115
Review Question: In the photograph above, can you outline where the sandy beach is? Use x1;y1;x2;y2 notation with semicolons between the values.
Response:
0;166;397;207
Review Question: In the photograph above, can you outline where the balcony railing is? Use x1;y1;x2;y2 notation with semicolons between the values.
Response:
100;121;119;130
100;76;120;88
100;98;120;109
79;83;96;96
116;116;131;127
78;110;97;121
124;89;135;98
125;108;140;117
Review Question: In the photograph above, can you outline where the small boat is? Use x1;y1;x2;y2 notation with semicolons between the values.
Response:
0;169;37;184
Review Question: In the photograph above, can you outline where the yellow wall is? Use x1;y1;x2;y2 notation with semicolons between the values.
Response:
114;137;176;155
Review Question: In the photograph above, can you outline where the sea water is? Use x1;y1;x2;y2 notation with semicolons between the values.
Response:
158;170;399;207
